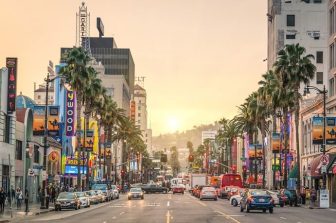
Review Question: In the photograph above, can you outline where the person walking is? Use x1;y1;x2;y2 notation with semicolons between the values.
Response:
24;189;29;213
16;188;23;210
11;186;15;205
310;188;317;209
0;188;6;214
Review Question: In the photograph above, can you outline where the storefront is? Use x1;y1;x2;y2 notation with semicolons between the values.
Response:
327;154;336;207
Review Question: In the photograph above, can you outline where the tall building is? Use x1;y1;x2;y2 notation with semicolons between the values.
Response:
267;0;328;93
89;37;135;95
34;83;55;105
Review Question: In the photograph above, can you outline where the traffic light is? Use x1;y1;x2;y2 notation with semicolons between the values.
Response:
188;154;194;162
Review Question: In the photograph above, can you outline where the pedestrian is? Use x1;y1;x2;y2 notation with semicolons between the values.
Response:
310;188;317;209
24;189;29;213
51;186;56;203
16;188;23;210
11;186;15;205
0;188;6;214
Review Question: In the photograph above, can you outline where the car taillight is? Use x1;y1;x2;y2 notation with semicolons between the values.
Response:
247;196;254;203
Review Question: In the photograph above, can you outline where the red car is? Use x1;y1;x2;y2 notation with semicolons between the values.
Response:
172;185;185;194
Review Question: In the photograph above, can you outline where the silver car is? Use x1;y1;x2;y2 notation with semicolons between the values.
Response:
75;192;90;208
200;186;217;201
111;185;120;199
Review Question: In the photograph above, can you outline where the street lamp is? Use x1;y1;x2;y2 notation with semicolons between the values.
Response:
303;85;327;189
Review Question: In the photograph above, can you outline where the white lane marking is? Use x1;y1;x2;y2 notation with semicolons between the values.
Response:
112;216;116;219
146;203;160;207
280;217;287;220
103;221;106;223
214;211;241;223
167;201;170;207
120;212;125;215
197;201;207;207
166;210;171;223
229;215;245;217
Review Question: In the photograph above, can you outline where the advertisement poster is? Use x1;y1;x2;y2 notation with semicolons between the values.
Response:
272;132;281;153
312;117;323;144
65;90;76;136
6;58;17;113
248;144;263;159
84;130;94;151
33;106;46;136
326;117;336;145
48;106;60;136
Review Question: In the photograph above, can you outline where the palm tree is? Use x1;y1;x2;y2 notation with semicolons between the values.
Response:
274;43;316;191
60;47;92;189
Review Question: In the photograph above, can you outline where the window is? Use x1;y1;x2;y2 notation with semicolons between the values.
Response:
106;88;114;97
316;51;323;63
15;140;23;160
313;0;322;3
37;95;41;100
287;15;295;26
329;78;335;97
331;43;335;69
138;106;141;111
138;113;141;117
316;72;323;84
286;34;296;39
34;145;40;163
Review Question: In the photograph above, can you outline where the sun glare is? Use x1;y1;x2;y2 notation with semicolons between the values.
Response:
167;116;180;132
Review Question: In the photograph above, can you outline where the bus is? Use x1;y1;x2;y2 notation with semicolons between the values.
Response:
219;173;243;188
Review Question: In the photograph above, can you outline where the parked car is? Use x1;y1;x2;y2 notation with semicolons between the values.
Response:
267;190;284;207
280;189;298;206
227;186;240;200
55;192;81;211
111;185;120;199
240;189;274;213
92;190;106;203
128;187;144;200
194;185;206;198
172;184;185;194
85;190;99;205
75;192;90;208
218;186;232;199
92;183;113;201
199;186;217;201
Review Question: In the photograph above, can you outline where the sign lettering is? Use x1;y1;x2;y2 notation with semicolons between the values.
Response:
66;90;76;136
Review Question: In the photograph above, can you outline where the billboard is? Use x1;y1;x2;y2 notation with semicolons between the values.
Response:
65;165;87;174
84;130;94;151
33;106;46;136
312;117;323;144
326;117;336;145
271;132;281;153
65;90;76;136
48;106;60;136
248;144;263;159
6;58;17;113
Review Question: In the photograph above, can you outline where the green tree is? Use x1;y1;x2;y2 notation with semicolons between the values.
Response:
169;146;180;176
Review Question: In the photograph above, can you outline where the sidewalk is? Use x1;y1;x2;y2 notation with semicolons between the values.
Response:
0;202;55;222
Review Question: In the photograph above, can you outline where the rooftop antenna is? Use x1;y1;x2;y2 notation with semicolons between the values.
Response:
135;76;146;88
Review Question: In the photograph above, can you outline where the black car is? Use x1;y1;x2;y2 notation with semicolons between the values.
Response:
240;189;274;213
55;192;81;211
128;187;144;200
141;184;168;194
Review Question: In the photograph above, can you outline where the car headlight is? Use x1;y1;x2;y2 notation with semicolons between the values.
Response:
70;201;75;204
140;192;143;196
128;193;131;196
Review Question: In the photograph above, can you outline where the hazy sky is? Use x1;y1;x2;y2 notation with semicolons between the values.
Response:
0;0;267;136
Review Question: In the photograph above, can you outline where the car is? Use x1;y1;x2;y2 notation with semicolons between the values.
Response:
227;186;240;200
111;185;120;199
230;189;245;207
128;187;144;200
199;186;217;201
85;191;100;205
172;184;185;194
91;183;113;201
267;190;284;207
141;184;168;194
194;185;206;198
218;186;232;199
280;189;298;206
240;189;274;213
75;192;90;208
55;192;81;211
91;190;106;203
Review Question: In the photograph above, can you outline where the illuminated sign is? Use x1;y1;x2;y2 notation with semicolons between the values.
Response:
48;151;59;163
66;90;76;136
6;58;17;113
66;157;86;166
271;133;280;153
65;165;87;174
48;106;60;137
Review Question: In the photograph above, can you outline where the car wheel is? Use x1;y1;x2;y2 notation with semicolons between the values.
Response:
75;205;78;210
200;198;203;201
233;199;238;207
280;203;284;207
263;209;266;213
214;198;217;201
269;208;273;214
141;196;144;200
246;205;250;213
128;197;131;200
59;207;61;211
240;205;244;212
173;192;175;194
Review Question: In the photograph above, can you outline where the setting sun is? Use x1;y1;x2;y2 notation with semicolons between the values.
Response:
167;116;180;133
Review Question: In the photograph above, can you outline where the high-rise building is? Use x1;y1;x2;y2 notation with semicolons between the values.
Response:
267;0;328;94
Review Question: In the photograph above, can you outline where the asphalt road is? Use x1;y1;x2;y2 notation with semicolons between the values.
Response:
11;193;336;223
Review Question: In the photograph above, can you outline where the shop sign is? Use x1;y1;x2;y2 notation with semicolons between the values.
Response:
65;90;76;136
6;58;17;113
66;157;85;166
48;151;59;163
319;189;330;208
248;144;263;160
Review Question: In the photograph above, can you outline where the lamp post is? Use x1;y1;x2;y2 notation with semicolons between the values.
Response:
303;85;327;190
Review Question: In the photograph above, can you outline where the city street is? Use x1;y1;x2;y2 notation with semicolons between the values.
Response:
9;193;336;223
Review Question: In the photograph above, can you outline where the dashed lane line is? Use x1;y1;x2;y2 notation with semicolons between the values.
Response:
167;201;170;207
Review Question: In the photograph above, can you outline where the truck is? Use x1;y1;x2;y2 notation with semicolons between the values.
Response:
189;174;207;191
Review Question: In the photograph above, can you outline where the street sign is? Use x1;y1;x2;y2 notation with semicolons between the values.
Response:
240;157;246;161
272;165;280;171
321;165;327;174
320;189;330;208
321;154;329;165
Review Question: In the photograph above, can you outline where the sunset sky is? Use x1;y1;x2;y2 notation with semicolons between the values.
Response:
0;0;267;136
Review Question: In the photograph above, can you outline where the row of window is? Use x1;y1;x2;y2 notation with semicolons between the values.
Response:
15;140;40;163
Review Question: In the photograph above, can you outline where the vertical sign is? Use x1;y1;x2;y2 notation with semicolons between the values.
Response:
326;117;336;145
248;144;263;159
33;106;46;136
130;100;136;121
85;130;94;151
6;58;17;113
312;117;323;144
66;90;76;136
48;106;60;136
272;133;281;153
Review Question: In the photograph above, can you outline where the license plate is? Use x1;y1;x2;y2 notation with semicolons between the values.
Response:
259;199;265;202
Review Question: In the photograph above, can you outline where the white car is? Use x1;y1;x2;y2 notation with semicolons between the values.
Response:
111;185;120;199
75;192;90;208
229;193;242;207
266;190;281;206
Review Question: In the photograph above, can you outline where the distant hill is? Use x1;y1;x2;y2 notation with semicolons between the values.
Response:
152;123;220;151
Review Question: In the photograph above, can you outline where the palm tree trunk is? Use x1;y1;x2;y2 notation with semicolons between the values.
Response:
76;92;82;190
273;112;277;189
261;120;266;189
283;108;289;188
295;88;301;194
254;129;258;183
85;112;90;190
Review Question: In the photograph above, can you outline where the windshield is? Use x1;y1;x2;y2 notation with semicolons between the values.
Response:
130;188;142;192
58;193;74;199
75;192;85;197
92;184;107;190
202;187;215;191
250;190;268;196
111;185;117;190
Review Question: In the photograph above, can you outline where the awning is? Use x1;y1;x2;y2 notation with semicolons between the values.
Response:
309;155;323;178
327;153;336;174
288;163;298;178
